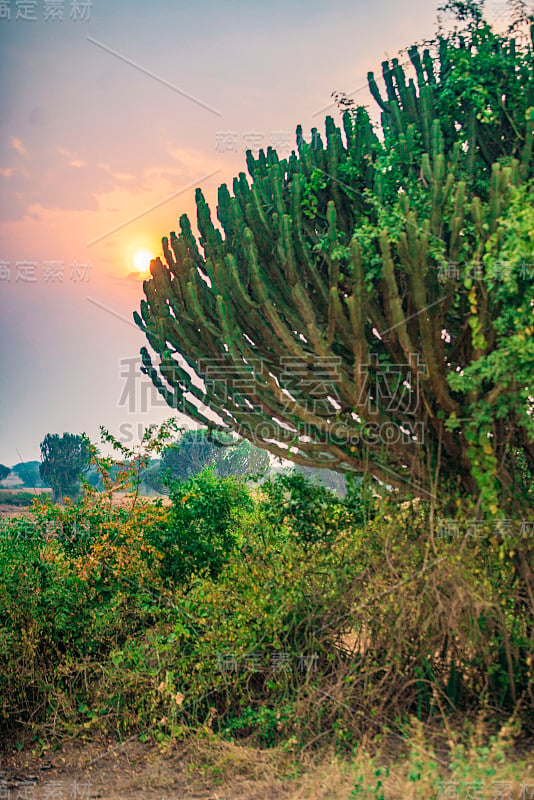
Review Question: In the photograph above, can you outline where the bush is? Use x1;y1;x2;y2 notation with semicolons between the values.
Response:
259;470;366;548
146;468;253;585
0;493;170;734
176;502;534;747
0;425;532;750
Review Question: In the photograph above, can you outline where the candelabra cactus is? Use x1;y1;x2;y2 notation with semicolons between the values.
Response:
135;9;534;510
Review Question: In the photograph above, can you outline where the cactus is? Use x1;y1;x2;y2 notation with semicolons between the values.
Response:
135;15;534;507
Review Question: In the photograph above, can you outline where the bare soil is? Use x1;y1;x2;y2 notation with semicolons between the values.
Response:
0;737;328;800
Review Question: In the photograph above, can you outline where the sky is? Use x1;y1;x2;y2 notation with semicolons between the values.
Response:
0;0;512;465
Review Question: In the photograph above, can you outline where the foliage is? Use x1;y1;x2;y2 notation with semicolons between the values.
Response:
259;470;365;548
445;180;534;511
85;418;182;502
136;4;534;514
0;420;532;748
162;429;217;481
0;465;10;483
2;8;534;777
348;717;525;799
148;468;253;585
0;423;179;735
143;430;269;494
293;464;347;495
39;433;91;503
10;461;46;489
213;435;270;479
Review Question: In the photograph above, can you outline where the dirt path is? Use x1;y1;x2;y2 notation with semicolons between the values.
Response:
0;737;331;800
2;733;533;799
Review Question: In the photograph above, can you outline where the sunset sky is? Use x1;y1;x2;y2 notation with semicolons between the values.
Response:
0;0;512;465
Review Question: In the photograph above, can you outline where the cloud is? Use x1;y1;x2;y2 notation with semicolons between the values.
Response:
123;270;148;282
56;146;73;159
11;137;25;156
56;146;87;169
1;121;220;224
112;172;136;182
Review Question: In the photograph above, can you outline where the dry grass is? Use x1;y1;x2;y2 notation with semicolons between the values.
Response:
110;491;172;508
0;489;171;520
0;488;51;520
2;729;532;800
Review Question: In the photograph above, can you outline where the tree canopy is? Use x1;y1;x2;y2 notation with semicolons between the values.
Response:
136;1;534;513
39;433;91;503
143;429;269;492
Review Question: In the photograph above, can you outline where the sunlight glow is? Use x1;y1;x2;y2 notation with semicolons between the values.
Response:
133;249;154;273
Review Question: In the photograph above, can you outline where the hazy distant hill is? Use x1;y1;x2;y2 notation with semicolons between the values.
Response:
5;461;47;489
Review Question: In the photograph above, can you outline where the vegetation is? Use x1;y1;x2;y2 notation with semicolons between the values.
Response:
0;465;10;483
259;470;367;547
136;0;533;515
0;425;532;785
39;433;92;503
147;466;253;585
9;461;46;489
0;490;35;507
142;429;269;493
294;463;348;495
1;3;533;796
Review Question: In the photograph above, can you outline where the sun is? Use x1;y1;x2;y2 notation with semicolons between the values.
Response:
133;248;154;274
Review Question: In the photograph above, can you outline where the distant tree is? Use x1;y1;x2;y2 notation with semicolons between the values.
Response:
213;436;270;478
162;430;216;480
139;462;166;495
39;433;91;503
143;429;269;492
0;464;10;482
295;465;347;496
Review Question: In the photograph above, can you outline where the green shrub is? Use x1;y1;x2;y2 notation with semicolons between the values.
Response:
0;459;532;749
147;468;253;585
222;703;295;747
259;470;365;548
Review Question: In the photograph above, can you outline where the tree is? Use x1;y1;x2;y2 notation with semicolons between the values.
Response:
146;469;253;584
0;465;10;483
294;465;347;496
214;435;270;478
143;429;270;492
39;433;91;503
163;429;218;480
259;470;363;548
135;2;533;513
